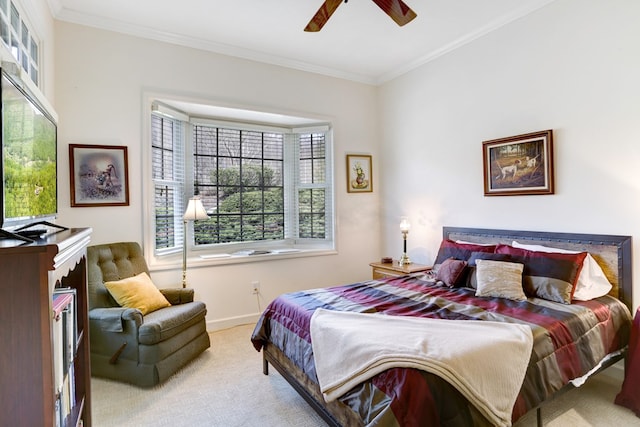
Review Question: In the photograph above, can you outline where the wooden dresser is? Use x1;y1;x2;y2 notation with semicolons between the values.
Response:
0;227;92;427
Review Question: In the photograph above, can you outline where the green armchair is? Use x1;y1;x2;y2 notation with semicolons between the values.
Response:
87;242;210;387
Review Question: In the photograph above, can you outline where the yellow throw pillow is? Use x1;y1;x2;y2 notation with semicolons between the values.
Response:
105;272;171;315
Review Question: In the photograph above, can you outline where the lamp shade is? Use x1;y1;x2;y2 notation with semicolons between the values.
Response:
183;197;209;221
399;217;411;232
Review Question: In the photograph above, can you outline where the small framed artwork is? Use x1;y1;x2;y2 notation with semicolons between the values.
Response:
69;144;130;207
482;130;554;196
346;154;373;193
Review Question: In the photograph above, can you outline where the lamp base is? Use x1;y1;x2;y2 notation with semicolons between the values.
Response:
399;253;411;266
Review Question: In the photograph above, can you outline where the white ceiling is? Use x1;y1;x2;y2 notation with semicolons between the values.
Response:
47;0;557;85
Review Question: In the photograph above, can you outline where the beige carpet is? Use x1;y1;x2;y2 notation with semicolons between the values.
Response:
92;324;640;427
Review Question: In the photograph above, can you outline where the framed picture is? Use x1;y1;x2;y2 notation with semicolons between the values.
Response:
482;130;554;196
346;154;373;193
69;144;130;207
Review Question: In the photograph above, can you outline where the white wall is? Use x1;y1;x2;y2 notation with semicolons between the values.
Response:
378;0;640;310
53;22;382;330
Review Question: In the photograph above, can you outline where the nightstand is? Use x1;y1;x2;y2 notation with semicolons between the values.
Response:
369;261;431;280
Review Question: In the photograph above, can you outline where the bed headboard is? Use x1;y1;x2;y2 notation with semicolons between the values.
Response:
443;226;633;311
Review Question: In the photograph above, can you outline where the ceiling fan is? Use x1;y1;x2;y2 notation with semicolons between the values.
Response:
304;0;417;32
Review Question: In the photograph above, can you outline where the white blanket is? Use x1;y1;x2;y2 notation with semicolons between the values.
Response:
310;309;533;427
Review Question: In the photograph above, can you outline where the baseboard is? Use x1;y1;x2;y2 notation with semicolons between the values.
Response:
207;313;262;332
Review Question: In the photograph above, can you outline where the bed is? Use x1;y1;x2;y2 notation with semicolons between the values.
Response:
251;227;633;426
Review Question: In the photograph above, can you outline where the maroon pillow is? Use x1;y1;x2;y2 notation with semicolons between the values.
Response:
435;258;468;287
434;240;496;266
495;244;587;304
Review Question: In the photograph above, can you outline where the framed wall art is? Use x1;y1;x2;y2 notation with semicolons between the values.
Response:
482;130;554;196
69;144;130;207
346;154;372;193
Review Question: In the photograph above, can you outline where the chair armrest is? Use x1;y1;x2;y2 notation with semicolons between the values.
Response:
89;307;143;332
160;288;195;304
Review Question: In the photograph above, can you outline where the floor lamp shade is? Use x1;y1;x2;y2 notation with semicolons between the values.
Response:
184;198;209;221
182;197;209;287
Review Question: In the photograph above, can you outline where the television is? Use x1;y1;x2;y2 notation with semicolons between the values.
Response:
0;67;58;237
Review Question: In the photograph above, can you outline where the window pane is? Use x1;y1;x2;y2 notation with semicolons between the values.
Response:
151;115;175;180
299;133;326;184
241;131;262;159
264;160;283;186
264;134;283;160
1;17;9;46
30;36;37;64
264;214;284;239
218;128;240;159
20;19;26;46
155;185;176;249
219;214;241;243
299;188;325;238
194;218;217;245
30;66;37;85
242;214;262;240
10;3;17;31
193;124;285;245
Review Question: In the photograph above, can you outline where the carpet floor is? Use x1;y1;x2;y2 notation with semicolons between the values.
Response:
92;324;639;426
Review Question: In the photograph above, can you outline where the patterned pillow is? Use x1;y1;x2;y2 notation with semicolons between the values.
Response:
475;259;527;301
511;241;612;301
495;244;587;304
435;258;468;287
466;252;514;289
434;239;497;268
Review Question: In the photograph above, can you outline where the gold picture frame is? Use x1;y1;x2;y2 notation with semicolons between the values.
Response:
482;130;554;196
346;154;373;193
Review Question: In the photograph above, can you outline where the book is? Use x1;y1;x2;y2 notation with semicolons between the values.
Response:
54;288;78;352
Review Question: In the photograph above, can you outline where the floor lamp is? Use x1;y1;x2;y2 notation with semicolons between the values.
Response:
183;197;209;288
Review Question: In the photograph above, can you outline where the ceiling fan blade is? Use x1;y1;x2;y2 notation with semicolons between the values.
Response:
370;0;417;26
304;0;344;32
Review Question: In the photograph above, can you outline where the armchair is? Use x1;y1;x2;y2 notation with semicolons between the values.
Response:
87;242;210;387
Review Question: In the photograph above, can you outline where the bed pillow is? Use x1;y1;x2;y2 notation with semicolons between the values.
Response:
105;272;171;315
495;244;587;304
475;259;527;301
435;258;468;287
511;241;612;301
434;239;496;271
465;252;514;289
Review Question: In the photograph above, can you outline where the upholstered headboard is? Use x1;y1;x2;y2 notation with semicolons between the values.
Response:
443;227;633;311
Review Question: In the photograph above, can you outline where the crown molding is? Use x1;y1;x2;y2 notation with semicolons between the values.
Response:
49;0;558;87
51;7;377;85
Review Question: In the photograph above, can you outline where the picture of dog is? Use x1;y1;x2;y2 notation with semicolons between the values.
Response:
495;159;521;180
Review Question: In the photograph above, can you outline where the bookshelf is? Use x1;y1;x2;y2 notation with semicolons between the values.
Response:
0;227;92;427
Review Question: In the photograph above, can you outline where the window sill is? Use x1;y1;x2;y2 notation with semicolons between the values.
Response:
148;247;337;272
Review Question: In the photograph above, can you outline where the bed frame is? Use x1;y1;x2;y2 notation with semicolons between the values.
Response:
262;227;633;427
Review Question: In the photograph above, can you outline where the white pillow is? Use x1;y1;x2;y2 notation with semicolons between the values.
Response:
511;241;612;301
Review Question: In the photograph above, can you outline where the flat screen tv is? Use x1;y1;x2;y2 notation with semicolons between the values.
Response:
0;68;57;233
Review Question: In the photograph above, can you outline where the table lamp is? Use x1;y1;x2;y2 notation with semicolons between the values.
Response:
399;217;411;266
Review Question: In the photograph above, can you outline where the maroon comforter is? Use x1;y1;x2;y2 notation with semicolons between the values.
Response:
251;275;631;426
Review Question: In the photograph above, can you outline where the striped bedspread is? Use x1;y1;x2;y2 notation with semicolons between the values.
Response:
251;275;631;426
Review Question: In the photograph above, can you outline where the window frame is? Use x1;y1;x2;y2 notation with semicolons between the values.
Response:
0;0;40;87
143;96;336;270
